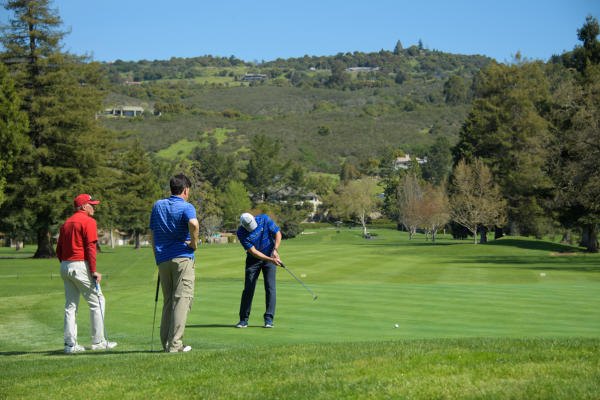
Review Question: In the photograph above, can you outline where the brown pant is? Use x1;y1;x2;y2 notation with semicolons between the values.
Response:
158;257;194;352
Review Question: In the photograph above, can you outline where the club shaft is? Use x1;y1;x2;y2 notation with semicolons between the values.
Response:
154;275;161;301
151;275;160;352
95;281;109;351
282;263;316;298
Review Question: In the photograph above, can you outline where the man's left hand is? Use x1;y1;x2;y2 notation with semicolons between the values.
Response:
92;271;102;283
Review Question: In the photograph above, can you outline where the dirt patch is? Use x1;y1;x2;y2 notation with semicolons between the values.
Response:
549;252;578;256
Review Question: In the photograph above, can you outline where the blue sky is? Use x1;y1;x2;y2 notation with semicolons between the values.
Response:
9;0;600;63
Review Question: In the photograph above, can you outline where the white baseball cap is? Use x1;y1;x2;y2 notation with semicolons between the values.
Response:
240;213;257;232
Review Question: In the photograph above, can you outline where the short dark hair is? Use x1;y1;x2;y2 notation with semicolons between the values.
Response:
170;174;191;195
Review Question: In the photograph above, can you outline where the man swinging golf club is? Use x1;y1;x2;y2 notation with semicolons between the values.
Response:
235;212;282;329
56;194;117;354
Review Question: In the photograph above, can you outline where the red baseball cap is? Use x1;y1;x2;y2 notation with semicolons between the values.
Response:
74;194;100;208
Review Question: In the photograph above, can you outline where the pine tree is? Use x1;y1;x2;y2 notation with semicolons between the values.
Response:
220;181;251;231
422;136;452;185
1;0;110;257
453;61;552;237
551;66;600;252
443;74;468;105
393;40;403;55
115;139;161;249
244;134;284;202
0;63;28;207
339;160;361;183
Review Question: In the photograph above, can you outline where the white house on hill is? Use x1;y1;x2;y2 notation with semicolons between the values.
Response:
394;154;427;170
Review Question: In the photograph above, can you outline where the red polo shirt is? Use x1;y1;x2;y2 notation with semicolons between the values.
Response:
56;210;98;273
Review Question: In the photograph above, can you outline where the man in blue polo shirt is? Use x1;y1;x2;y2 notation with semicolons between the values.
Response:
235;212;282;328
149;174;199;352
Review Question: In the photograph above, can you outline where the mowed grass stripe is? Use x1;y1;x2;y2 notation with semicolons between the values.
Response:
1;229;599;398
1;339;598;399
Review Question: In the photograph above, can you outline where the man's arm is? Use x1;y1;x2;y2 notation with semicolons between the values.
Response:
84;221;101;282
271;231;282;264
247;243;282;266
149;229;156;259
56;230;63;262
85;240;101;283
187;218;200;250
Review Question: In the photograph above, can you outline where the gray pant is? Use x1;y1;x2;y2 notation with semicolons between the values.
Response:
158;257;194;352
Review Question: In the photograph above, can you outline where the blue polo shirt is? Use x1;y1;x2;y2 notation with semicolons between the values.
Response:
237;215;279;258
149;196;197;265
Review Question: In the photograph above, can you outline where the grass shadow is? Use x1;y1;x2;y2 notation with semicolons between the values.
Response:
513;265;600;273
0;350;155;357
0;255;34;259
0;350;64;356
361;241;471;247
187;324;234;328
458;255;600;273
187;324;268;329
464;262;600;273
486;238;583;253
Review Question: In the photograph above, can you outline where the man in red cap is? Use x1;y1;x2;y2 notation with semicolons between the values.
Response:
56;194;117;354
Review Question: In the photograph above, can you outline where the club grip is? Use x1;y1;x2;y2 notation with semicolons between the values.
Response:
155;276;160;302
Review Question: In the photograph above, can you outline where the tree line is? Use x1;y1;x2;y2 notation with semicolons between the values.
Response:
1;1;598;255
330;16;600;252
102;38;490;85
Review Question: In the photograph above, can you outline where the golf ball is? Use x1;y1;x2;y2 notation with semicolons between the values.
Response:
394;324;399;328
540;272;546;277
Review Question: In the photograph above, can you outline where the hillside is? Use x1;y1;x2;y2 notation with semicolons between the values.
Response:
100;47;490;172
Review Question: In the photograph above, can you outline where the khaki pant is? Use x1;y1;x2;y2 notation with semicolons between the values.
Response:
60;261;106;346
158;257;194;352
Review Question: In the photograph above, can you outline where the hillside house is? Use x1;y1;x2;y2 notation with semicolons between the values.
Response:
240;73;268;82
98;229;150;247
394;154;427;170
345;67;380;72
264;189;322;221
303;193;322;219
104;106;144;118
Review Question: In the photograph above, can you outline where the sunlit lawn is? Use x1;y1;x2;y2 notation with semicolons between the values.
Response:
1;228;599;399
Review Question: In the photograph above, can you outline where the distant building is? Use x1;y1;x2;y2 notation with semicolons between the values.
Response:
240;73;268;82
104;106;144;117
345;67;380;72
98;229;150;247
303;193;322;219
394;154;427;170
122;81;142;86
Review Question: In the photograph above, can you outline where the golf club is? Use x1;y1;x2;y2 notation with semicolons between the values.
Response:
280;262;318;300
94;280;109;352
151;274;160;352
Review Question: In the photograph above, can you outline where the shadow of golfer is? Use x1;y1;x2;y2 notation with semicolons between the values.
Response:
0;349;162;357
186;324;235;328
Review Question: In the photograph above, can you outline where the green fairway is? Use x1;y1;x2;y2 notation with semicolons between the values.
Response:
1;229;599;399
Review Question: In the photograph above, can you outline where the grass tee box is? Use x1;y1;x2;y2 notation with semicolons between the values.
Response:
1;229;599;399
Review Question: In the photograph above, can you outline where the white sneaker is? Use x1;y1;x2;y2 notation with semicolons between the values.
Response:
64;344;86;354
90;340;118;350
168;345;192;353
